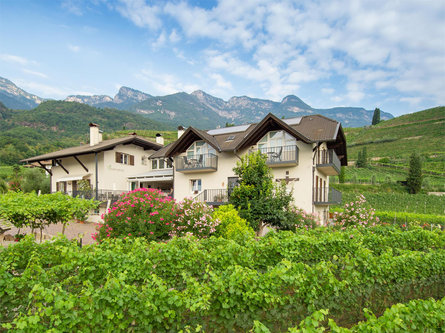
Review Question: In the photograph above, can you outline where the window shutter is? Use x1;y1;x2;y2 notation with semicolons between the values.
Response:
115;152;121;163
129;155;134;166
56;182;60;192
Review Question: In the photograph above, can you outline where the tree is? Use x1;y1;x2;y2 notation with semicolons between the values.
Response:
406;153;422;194
372;108;381;125
338;166;346;183
229;151;293;235
355;147;368;168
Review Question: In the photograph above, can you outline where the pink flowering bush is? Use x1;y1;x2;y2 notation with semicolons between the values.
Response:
284;206;319;230
169;198;219;238
93;188;175;242
331;194;380;229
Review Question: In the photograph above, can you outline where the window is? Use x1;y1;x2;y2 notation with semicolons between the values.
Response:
191;179;202;193
257;130;296;150
151;158;171;170
115;152;134;165
186;140;216;157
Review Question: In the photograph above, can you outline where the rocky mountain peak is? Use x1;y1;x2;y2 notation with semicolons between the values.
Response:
0;76;44;109
114;86;151;104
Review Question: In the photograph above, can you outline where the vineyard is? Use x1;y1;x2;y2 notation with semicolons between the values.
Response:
1;226;444;331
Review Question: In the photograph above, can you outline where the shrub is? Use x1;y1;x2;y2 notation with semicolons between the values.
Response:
284;206;319;230
95;188;175;242
212;204;255;241
331;194;380;229
170;198;219;238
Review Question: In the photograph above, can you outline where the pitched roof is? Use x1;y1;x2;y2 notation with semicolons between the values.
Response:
21;135;162;163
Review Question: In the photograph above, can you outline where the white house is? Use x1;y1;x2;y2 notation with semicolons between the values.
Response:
161;113;347;224
22;123;166;221
23;113;347;224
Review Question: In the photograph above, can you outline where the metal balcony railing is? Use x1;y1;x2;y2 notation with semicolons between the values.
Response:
63;189;125;203
313;187;342;205
175;153;218;172
315;149;341;175
194;189;229;206
251;145;299;165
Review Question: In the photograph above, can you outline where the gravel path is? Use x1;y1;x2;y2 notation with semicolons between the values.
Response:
1;221;100;245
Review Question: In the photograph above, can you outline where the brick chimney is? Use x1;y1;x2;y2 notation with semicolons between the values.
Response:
89;123;100;146
155;133;164;145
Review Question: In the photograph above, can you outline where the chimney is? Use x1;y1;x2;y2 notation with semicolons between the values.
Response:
99;130;103;143
177;126;185;138
155;133;164;145
89;123;100;146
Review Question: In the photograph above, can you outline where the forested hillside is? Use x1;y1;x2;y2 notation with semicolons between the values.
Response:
0;101;171;164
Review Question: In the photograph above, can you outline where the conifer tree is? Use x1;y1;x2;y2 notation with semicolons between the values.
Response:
406;153;422;194
372;108;381;125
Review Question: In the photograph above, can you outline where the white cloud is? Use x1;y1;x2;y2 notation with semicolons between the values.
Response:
68;44;81;52
400;97;422;105
136;69;200;95
22;69;48;79
0;54;33;66
115;0;161;30
113;0;445;105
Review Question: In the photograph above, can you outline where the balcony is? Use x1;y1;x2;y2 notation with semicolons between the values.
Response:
252;145;299;167
313;187;342;205
63;189;125;203
316;149;341;175
194;189;229;206
175;153;218;173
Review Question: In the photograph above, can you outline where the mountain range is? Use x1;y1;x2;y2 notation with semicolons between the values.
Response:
0;76;393;128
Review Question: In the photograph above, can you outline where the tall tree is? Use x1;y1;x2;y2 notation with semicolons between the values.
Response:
406;153;422;194
229;151;292;235
355;147;368;168
372;108;381;125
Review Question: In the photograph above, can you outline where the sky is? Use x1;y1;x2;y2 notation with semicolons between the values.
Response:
0;0;444;117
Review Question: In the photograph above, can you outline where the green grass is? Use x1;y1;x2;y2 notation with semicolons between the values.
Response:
341;106;445;190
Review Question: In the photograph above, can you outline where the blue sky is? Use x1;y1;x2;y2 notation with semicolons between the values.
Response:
0;0;444;116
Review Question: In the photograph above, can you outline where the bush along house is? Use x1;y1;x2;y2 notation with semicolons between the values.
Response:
162;113;347;224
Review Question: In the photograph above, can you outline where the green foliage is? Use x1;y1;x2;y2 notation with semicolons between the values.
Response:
332;195;380;229
334;186;445;215
170;198;219;238
1;227;444;331
355;147;368;168
0;101;172;165
0;191;98;238
338;166;346;183
371;107;381;125
95;188;176;242
0;178;7;194
283;207;319;230
407;152;422;194
96;189;218;242
229;151;293;232
258;298;445;332
212;204;255;242
345;106;445;183
21;168;50;194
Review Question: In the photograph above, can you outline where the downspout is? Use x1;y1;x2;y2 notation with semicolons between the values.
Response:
95;152;98;200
